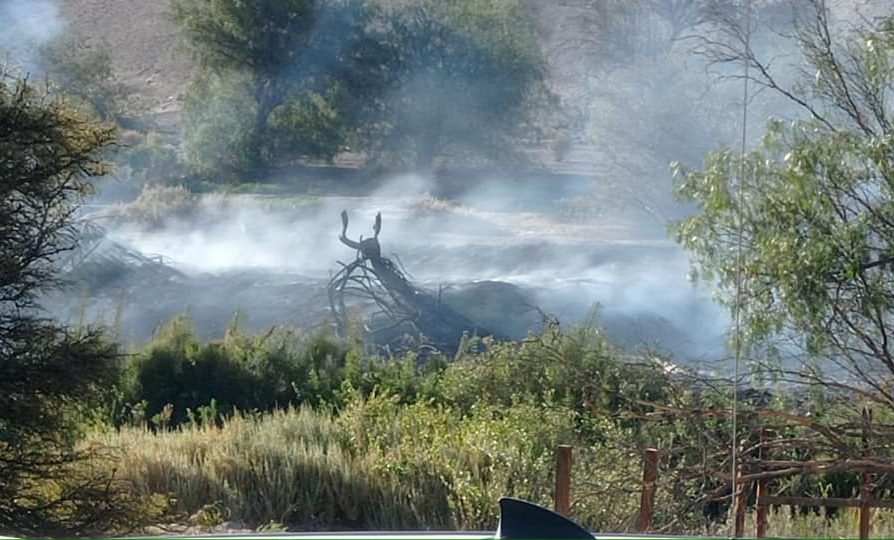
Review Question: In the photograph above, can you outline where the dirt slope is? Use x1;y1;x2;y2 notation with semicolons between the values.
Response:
58;0;190;127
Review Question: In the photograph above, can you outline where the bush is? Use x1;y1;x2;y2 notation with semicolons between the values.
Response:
117;131;185;187
180;74;261;181
98;315;661;530
118;315;351;428
91;407;451;530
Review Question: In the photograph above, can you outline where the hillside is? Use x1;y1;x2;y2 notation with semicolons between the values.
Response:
58;0;191;131
56;0;598;166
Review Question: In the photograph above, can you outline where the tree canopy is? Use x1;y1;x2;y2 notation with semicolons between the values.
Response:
172;0;389;179
172;0;549;180
673;3;894;402
0;69;123;534
364;0;548;173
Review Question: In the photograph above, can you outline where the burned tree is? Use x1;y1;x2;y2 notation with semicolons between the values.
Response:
328;210;485;352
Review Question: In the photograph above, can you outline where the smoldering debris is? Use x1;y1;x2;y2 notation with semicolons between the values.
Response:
328;210;531;353
59;220;185;291
51;184;729;360
49;215;546;353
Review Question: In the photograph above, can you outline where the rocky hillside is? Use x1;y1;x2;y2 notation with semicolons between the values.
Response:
58;0;190;131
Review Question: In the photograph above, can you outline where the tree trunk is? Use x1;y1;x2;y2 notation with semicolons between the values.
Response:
247;81;277;181
414;129;439;175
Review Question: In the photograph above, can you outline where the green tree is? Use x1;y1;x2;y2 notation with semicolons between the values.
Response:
0;69;125;534
38;35;126;121
673;3;894;405
367;0;548;173
172;0;387;180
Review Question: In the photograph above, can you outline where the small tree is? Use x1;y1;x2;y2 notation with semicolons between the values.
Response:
0;69;126;534
172;0;388;179
367;0;549;173
674;1;894;423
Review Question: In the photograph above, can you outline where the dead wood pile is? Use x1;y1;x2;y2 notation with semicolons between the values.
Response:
328;210;494;353
59;220;184;291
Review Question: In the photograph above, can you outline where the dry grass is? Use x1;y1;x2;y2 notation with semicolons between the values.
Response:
405;193;466;219
98;185;235;229
87;404;894;537
717;508;894;539
88;406;449;531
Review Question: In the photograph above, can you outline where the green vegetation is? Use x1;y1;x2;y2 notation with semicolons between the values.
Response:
89;318;659;531
172;0;389;179
0;69;141;535
9;0;894;536
61;313;894;534
673;8;894;405
38;34;127;121
117;315;350;427
172;0;548;181
365;0;547;173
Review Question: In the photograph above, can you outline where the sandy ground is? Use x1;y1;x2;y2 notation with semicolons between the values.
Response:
58;0;190;127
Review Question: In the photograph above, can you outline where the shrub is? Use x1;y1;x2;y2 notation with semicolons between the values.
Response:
119;315;351;428
91;407;450;529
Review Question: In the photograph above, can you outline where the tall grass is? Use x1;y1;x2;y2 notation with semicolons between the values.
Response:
727;508;894;538
89;406;451;530
91;398;647;532
90;316;894;536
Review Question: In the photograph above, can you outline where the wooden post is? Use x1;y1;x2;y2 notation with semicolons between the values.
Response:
636;448;659;532
755;429;770;538
554;445;572;516
860;409;873;540
733;463;748;538
860;472;872;540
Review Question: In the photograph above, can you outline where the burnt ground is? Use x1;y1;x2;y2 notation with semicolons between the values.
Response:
47;190;729;362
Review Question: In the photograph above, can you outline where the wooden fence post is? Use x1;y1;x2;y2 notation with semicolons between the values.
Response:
636;448;659;532
555;445;572;516
733;466;748;538
860;472;873;540
755;429;770;538
860;408;873;540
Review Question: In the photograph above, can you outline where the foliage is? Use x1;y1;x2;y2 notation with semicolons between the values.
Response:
173;0;549;180
362;0;549;173
118;315;351;427
172;0;387;180
37;34;127;121
107;314;721;531
118;131;185;187
80;304;894;534
106;184;200;229
673;6;894;410
666;8;894;529
0;68;141;534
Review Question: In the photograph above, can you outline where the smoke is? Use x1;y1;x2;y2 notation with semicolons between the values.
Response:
0;0;64;71
53;1;854;361
82;172;729;360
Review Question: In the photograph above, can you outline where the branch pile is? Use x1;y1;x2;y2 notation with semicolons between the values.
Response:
328;210;488;353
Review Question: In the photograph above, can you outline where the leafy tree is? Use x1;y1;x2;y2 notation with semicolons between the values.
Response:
173;0;549;180
172;0;388;179
673;3;894;408
555;0;798;225
0;68;125;534
38;35;126;121
366;0;549;173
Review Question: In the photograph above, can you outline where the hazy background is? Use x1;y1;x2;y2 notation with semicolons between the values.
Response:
9;0;877;364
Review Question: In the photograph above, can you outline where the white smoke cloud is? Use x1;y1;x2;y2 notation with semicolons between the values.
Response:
92;173;729;360
0;0;65;71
